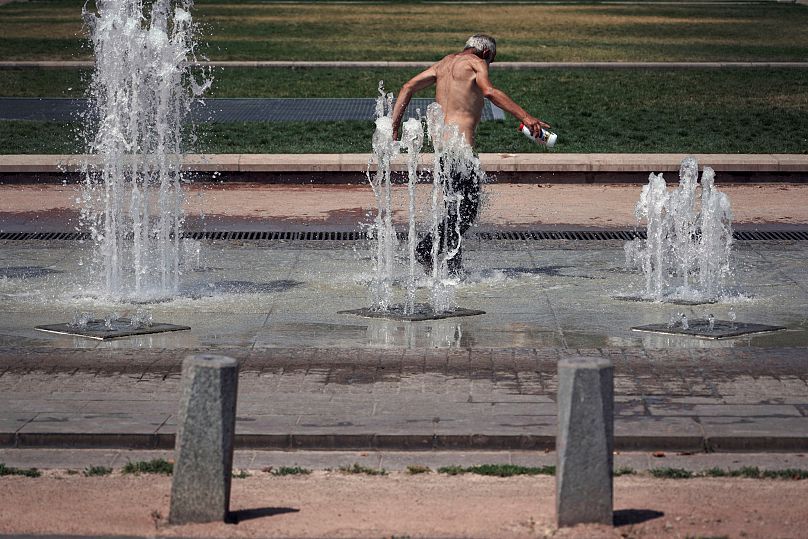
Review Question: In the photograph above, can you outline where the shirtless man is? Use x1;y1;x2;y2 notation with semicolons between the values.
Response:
391;34;550;276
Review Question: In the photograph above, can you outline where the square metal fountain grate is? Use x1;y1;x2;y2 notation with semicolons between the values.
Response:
339;304;485;322
631;319;785;340
35;318;190;340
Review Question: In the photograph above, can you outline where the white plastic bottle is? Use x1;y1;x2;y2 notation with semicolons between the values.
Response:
519;123;557;148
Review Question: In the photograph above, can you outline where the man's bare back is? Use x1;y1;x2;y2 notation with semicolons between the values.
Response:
432;52;486;146
391;38;549;148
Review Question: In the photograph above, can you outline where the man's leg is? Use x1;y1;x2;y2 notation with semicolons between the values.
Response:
445;168;481;275
415;162;448;272
416;163;480;275
415;233;433;272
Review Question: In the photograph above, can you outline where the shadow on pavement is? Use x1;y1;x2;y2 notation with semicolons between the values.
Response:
228;506;301;524
613;508;665;526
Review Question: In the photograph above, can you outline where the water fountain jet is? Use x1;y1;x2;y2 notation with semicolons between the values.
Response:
623;157;784;339
340;89;484;321
79;0;210;302
622;156;734;304
35;0;207;339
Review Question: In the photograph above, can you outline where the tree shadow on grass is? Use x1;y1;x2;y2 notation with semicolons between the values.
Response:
614;509;664;527
228;507;300;524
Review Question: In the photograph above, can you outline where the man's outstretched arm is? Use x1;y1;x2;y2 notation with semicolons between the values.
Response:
472;59;550;137
391;66;437;140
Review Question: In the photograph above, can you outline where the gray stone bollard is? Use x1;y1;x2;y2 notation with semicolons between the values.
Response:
169;354;239;524
556;356;614;528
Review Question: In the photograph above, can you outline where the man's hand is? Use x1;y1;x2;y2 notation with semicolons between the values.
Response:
522;115;551;138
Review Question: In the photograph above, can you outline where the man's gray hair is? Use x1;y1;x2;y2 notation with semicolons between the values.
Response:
464;34;496;57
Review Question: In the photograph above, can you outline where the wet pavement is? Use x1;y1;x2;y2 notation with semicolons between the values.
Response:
0;182;806;452
0;235;806;451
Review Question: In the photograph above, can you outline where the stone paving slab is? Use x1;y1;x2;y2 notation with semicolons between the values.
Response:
0;346;806;451
2;153;807;175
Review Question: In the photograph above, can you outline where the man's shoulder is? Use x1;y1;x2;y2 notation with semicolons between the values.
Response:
437;52;484;71
434;52;458;66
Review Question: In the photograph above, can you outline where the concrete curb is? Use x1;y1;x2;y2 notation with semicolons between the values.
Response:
1;153;807;175
2;61;808;70
3;431;806;452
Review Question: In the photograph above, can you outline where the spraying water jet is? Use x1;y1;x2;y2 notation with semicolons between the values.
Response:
79;0;210;302
35;0;208;339
622;157;784;339
340;86;485;321
622;156;735;304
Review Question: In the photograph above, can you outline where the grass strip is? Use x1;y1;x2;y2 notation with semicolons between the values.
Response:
0;69;89;98
2;68;805;154
0;121;83;154
655;467;808;480
649;467;694;479
83;466;112;477
0;463;42;478
2;2;807;62
3;66;806;103
438;464;556;477
5;112;806;155
406;465;432;475
705;467;808;480
761;469;808;480
121;458;173;476
338;463;387;476
269;466;312;476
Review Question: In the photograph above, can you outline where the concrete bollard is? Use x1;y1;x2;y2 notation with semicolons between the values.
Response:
169;354;239;524
556;356;614;528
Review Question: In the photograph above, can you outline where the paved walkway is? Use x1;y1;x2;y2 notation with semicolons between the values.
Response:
0;182;805;453
1;346;807;452
0;236;806;452
0;97;504;123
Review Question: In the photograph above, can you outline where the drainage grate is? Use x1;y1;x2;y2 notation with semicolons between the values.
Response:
1;230;807;242
632;319;786;340
734;230;808;241
36;319;191;341
0;232;92;241
476;230;646;241
181;230;367;241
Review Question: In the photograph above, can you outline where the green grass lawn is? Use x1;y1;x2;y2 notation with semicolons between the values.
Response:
2;68;805;154
1;1;805;154
1;1;807;62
